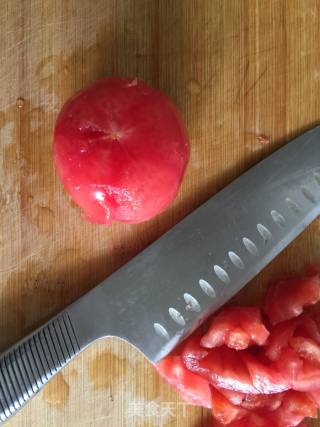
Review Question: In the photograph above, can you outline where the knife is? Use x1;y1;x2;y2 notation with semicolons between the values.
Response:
0;126;319;423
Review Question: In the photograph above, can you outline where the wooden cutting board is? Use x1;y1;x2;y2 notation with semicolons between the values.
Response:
1;0;319;426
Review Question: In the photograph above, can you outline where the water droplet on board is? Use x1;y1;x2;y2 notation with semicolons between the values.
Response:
16;98;25;109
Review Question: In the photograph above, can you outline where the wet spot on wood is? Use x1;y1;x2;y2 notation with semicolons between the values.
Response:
69;368;79;380
186;79;201;95
36;55;57;81
16;98;25;109
35;205;54;234
43;372;69;408
88;351;128;390
256;135;270;145
0;111;6;128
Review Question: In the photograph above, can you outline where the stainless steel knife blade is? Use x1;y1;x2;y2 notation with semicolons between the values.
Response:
69;126;320;362
0;126;319;423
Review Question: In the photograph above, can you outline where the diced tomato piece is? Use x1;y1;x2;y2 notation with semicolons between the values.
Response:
211;388;248;424
264;275;320;325
217;389;284;412
213;412;278;427
182;333;209;361
274;347;303;386
271;390;318;426
155;269;320;427
155;356;212;408
265;319;298;361
294;314;320;343
275;347;320;392
241;393;284;411
289;336;320;364
199;348;258;394
248;412;279;427
292;359;320;392
241;352;290;394
182;337;258;394
265;314;320;362
308;388;320;406
214;408;311;427
201;307;269;350
217;388;245;406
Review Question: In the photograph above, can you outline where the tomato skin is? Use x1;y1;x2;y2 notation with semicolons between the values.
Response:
155;356;212;408
241;352;290;394
54;77;189;224
182;337;258;394
201;307;269;350
264;275;320;325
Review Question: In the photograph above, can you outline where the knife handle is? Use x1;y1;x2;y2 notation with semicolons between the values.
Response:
0;311;81;423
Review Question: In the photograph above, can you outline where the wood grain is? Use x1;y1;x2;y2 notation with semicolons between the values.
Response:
0;0;319;425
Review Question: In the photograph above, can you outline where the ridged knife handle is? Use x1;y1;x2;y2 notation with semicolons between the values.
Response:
0;311;81;423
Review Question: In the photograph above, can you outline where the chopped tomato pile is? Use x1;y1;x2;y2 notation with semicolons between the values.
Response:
156;267;320;426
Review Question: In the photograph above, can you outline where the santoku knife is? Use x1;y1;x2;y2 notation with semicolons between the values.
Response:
0;126;319;423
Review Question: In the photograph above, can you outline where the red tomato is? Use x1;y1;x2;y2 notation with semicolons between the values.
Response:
182;336;258;394
201;307;269;350
54;77;189;224
155;356;212;408
271;390;317;426
241;352;290;394
264;275;320;325
211;388;248;424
